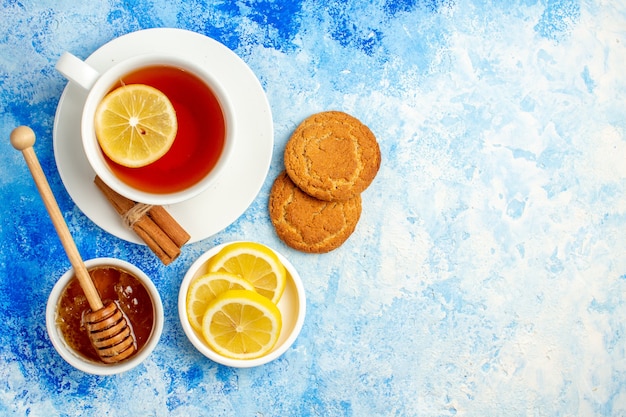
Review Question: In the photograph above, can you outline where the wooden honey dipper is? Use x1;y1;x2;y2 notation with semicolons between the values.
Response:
11;126;137;364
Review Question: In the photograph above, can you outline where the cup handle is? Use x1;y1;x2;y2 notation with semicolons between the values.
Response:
55;52;100;91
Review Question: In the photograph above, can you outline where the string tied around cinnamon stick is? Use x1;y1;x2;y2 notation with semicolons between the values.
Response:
123;203;153;229
94;176;191;265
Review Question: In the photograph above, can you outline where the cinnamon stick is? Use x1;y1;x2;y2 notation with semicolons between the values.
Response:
94;176;190;265
148;206;190;247
132;217;180;265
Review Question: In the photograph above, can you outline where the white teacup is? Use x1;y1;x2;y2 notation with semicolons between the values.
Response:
56;52;236;206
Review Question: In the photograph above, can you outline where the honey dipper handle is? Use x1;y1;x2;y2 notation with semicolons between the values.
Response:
11;126;104;311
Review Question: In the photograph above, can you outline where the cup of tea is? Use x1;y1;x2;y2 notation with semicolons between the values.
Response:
55;51;236;205
46;258;164;375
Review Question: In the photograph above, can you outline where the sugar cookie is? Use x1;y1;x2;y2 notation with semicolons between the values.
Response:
284;111;380;201
269;171;361;253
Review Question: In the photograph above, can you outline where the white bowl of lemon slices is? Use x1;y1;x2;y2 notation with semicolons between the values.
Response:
178;241;306;367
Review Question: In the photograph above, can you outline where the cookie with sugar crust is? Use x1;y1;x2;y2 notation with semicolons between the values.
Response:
269;171;361;253
284;111;381;202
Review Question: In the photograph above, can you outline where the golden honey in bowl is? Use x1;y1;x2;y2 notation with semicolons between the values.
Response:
56;266;155;363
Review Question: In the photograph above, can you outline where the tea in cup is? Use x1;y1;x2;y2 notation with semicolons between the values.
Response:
56;52;236;205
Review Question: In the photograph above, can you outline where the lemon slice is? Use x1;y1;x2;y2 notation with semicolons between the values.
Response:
94;84;178;167
186;272;256;332
201;289;282;360
206;242;287;304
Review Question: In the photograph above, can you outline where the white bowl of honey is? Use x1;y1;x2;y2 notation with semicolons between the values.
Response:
46;258;164;375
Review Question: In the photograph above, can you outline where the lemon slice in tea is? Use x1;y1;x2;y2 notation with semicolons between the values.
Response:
94;84;178;168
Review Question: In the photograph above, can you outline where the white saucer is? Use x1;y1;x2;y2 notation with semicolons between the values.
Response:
53;28;273;244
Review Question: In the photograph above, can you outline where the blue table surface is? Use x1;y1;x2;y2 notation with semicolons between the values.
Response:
2;1;626;416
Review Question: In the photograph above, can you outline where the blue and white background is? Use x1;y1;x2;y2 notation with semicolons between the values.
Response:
1;1;625;416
